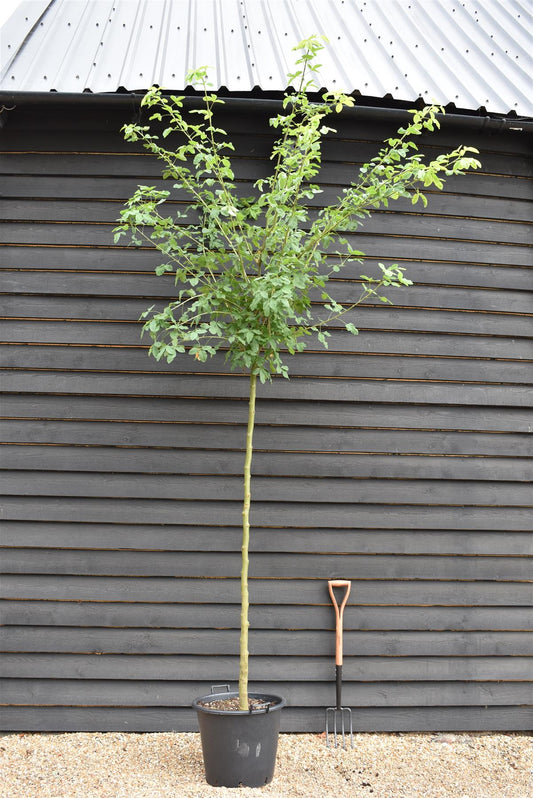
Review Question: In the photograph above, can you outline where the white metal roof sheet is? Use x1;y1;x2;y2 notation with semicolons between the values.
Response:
1;0;532;117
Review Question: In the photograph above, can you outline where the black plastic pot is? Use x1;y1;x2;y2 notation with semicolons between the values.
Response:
193;687;286;788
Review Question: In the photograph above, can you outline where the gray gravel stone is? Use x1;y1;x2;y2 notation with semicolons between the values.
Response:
0;731;531;797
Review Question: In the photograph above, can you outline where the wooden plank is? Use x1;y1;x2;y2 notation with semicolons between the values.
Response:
1;421;529;456
3;344;531;383
3;322;532;361
2;601;531;632
373;259;533;290
2;575;531;605
1;372;530;406
3;627;531;656
2;139;531;184
1;294;531;338
1;705;531;732
5;321;533;362
2;707;532;733
3;346;530;383
3;447;532;482
0;244;162;270
2;144;532;179
0;130;144;153
2;549;531;581
2;192;532;225
332;213;533;246
2;653;531;682
2;234;533;292
327;133;533;172
2;496;533;529
2;221;532;265
2;472;531;508
1;196;531;244
2;239;533;290
3;679;530;707
2;270;532;312
2;122;528;167
2;159;531;200
4;396;532;432
2;523;532;555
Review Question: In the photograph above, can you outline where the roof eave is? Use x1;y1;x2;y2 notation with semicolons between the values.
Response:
1;90;532;133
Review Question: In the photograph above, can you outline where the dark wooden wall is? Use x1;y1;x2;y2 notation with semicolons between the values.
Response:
0;98;532;732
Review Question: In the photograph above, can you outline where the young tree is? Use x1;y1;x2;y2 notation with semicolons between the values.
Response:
114;37;481;710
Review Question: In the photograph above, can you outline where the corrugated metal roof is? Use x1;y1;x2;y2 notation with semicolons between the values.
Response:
1;0;531;116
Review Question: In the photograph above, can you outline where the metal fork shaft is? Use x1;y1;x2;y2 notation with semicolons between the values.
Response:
336;665;343;708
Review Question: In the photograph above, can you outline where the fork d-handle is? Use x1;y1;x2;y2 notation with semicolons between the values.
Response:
328;580;351;709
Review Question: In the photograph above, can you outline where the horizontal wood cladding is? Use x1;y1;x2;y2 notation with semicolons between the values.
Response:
2;601;532;630
3;576;532;606
4;172;530;202
2;498;532;528
0;105;532;732
2;241;531;274
2;422;530;456
3;680;531;708
1;233;532;275
2;525;532;554
2;348;530;385
3;373;531;405
2;706;530;733
3;627;532;656
2;194;532;225
1;134;531;173
1;473;532;506
1;215;532;248
3;654;531;682
0;140;531;190
2;446;533;481
0;140;530;181
1;335;529;366
3;549;532;580
2;274;531;316
2;396;532;431
2;299;531;340
2;325;532;360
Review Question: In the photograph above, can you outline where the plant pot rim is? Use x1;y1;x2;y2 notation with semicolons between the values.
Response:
193;690;286;716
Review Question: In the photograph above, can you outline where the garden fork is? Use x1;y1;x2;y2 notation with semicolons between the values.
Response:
325;579;353;749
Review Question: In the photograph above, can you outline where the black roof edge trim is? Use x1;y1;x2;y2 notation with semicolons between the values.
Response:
1;90;531;132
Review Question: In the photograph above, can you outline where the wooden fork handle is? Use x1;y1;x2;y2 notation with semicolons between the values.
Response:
328;580;351;666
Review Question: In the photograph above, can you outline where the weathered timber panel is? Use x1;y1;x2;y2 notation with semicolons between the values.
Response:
1;706;530;734
3;576;532;605
2;679;531;708
3;654;532;682
2;524;533;553
0;100;532;732
2;601;532;629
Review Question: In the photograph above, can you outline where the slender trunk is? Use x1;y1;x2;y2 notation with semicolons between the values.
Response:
239;371;257;710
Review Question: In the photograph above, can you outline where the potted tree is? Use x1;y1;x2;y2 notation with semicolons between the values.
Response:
114;37;480;787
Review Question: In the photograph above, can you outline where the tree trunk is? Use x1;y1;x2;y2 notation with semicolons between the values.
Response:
239;371;257;710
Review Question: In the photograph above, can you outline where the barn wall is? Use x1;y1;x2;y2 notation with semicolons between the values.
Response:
0;99;532;732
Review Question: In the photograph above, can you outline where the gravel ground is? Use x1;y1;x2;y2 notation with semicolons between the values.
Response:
1;731;531;797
